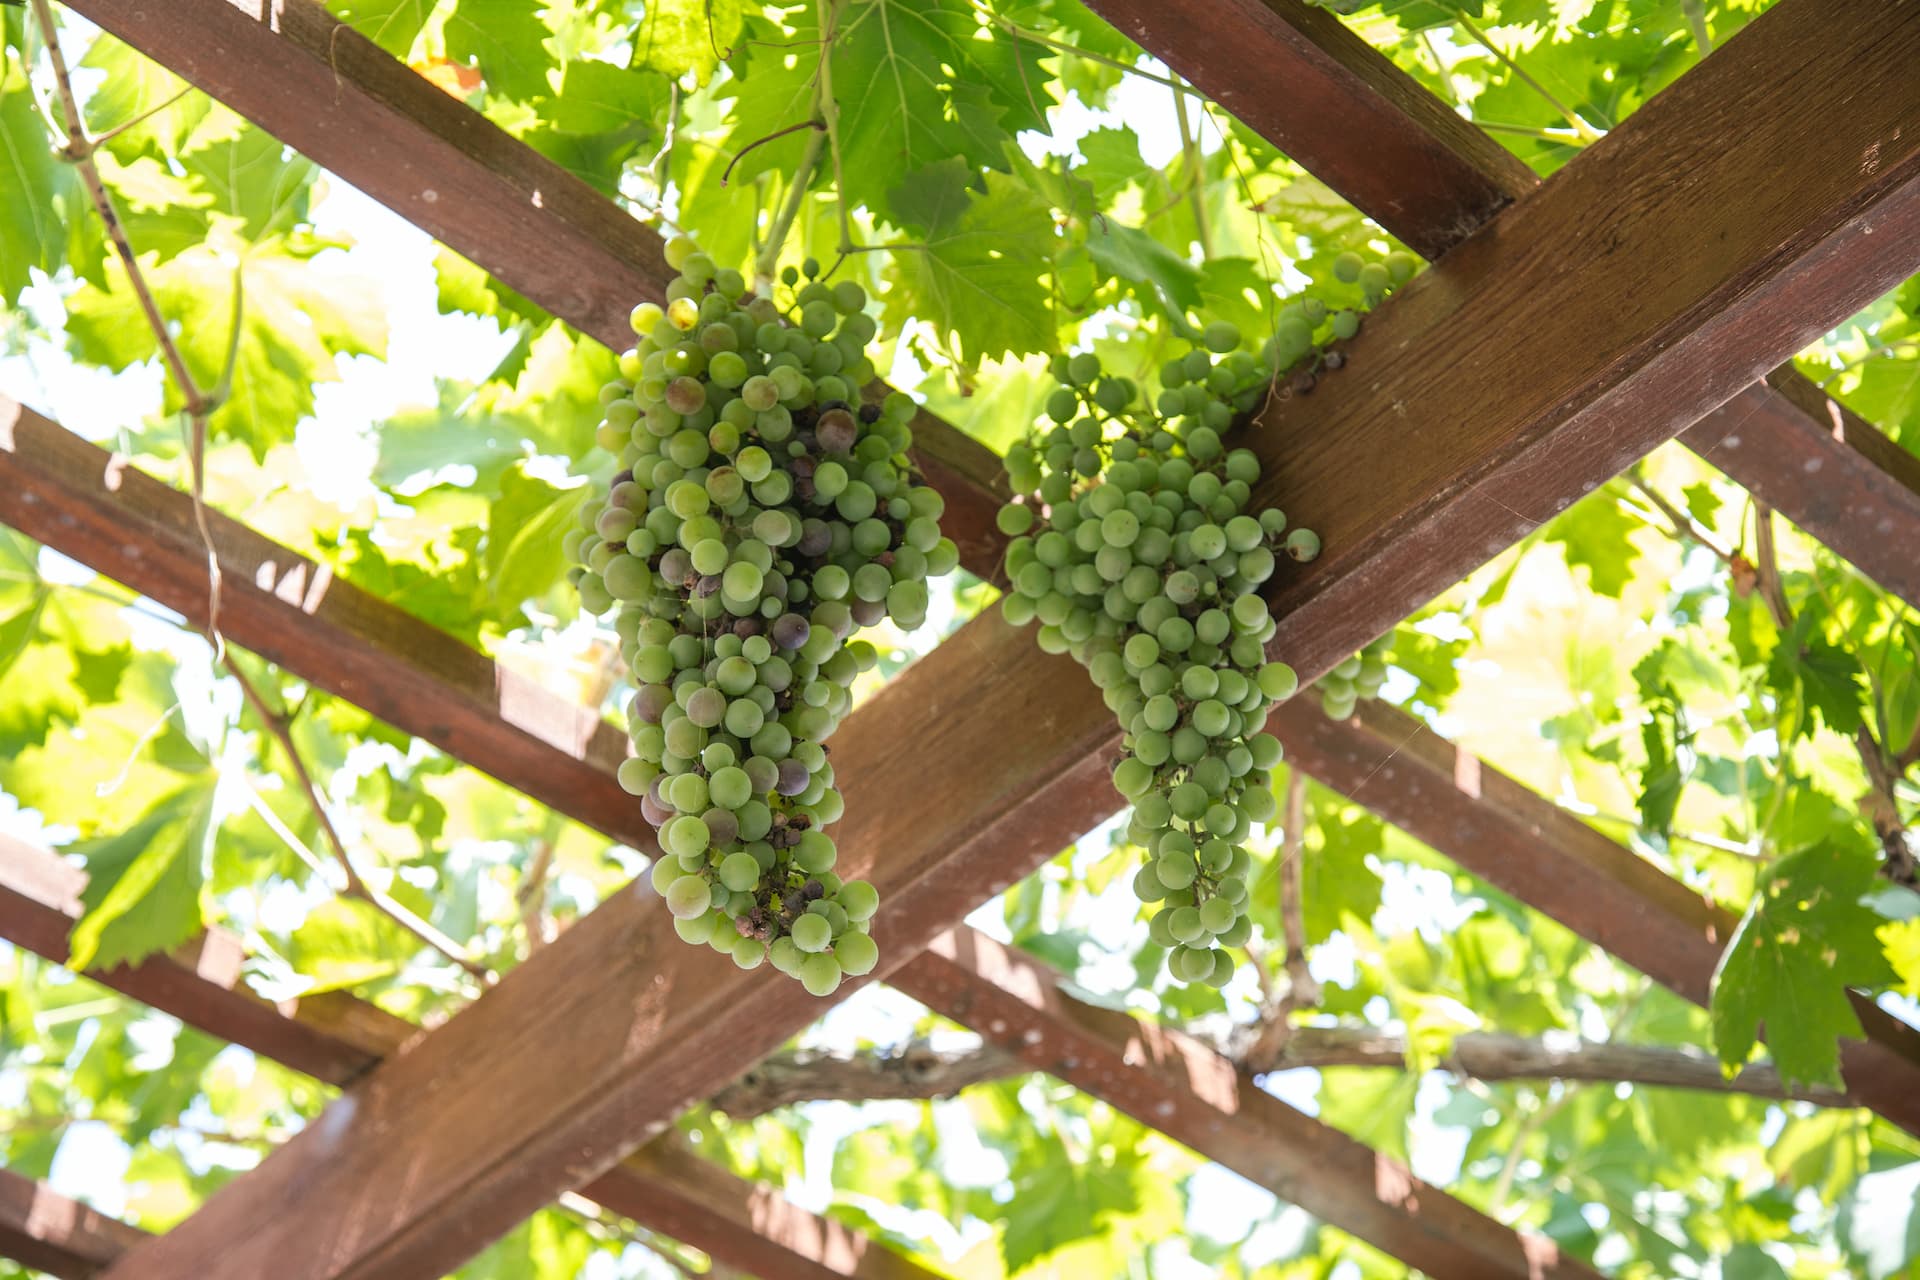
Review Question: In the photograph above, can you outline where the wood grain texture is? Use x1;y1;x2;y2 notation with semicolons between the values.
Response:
1248;0;1920;684
1079;0;1537;258
1271;699;1920;1134
1094;0;1920;614
0;837;948;1280
0;1170;147;1280
892;932;1596;1280
67;6;1920;1276
0;397;646;853
64;0;1005;580
1684;372;1920;609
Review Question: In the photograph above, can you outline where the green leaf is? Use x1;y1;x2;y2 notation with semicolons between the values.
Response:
1085;222;1204;313
832;0;1017;216
179;122;316;241
323;0;435;56
79;36;219;160
284;898;420;993
883;170;1056;364
999;1131;1141;1274
1545;487;1641;596
631;0;741;85
0;61;100;302
485;462;587;612
68;780;218;972
1767;612;1867;739
1880;917;1920;998
445;0;555;103
66;226;388;458
1710;844;1900;1088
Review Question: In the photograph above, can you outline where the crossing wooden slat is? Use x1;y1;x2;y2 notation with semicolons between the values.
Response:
0;840;951;1280
59;0;1009;581
0;1170;148;1280
892;933;1597;1280
1269;699;1920;1133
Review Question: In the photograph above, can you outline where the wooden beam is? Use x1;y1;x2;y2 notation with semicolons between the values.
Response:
1077;0;1538;259
59;0;1009;580
1085;0;1920;610
0;396;649;854
891;932;1596;1280
0;1169;147;1280
34;5;1920;1276
1682;369;1920;609
0;841;950;1280
1270;699;1920;1133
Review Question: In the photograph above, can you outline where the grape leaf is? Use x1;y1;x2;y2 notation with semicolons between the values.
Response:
0;62;100;302
1766;611;1867;739
79;37;218;160
66;225;388;458
283;898;421;993
179;122;317;241
68;779;218;972
1085;221;1204;314
445;0;555;103
1545;487;1642;596
882;170;1056;364
999;1131;1141;1274
323;0;435;57
1710;844;1899;1087
631;0;742;85
833;0;1017;217
484;462;587;613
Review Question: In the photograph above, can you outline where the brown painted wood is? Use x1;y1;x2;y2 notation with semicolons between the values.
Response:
1684;372;1920;609
1089;0;1920;616
1272;699;1920;1133
63;6;1920;1276
62;0;1006;581
0;837;947;1280
0;1170;148;1280
1247;0;1920;684
1079;0;1537;259
0;397;645;853
892;932;1595;1280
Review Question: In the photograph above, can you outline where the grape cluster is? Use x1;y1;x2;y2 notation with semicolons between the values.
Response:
567;239;957;996
1315;635;1391;720
997;322;1321;988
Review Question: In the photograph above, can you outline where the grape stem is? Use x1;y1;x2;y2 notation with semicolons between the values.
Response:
1170;74;1212;261
1453;13;1604;144
967;0;1210;99
816;0;855;259
28;0;231;650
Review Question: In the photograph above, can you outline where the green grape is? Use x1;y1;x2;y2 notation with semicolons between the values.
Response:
997;312;1342;989
568;239;950;993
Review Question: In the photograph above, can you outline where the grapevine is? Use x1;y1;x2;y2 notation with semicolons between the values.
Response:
997;254;1412;987
566;238;957;996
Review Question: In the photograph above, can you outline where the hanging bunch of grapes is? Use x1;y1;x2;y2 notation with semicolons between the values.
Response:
567;239;957;997
995;244;1410;987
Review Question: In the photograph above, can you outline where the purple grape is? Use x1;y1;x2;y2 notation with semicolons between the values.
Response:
659;548;691;582
816;408;858;454
850;598;886;628
641;793;672;827
633;683;674;723
796;520;832;556
772;613;810;650
702;807;740;847
776;758;811;796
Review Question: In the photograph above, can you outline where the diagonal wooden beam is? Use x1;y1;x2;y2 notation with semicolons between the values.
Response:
59;0;1009;580
893;931;1597;1280
1078;0;1538;259
1269;699;1920;1133
24;1;1920;1275
0;840;952;1280
1084;0;1920;611
0;1170;148;1280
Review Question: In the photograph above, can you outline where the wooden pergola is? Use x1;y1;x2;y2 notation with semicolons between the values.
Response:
2;0;1918;1276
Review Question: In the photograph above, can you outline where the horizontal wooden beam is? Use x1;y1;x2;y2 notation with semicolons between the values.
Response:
1095;0;1920;610
1682;369;1920;609
1078;0;1537;259
0;840;948;1280
0;1169;147;1280
892;933;1597;1280
61;0;1008;580
1270;699;1920;1133
0;396;649;853
50;4;1920;1276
